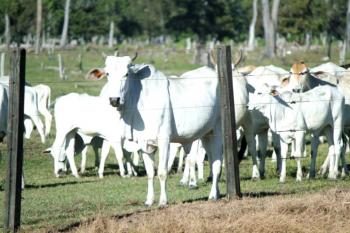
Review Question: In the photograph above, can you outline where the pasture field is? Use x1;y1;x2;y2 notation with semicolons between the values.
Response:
0;45;350;232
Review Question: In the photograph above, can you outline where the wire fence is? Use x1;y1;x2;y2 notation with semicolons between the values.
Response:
2;49;350;225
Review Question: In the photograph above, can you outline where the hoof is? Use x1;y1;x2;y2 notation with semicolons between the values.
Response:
158;201;168;207
145;200;154;207
251;177;260;181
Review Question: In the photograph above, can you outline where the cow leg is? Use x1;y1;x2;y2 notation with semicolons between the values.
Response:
188;151;198;189
80;145;88;173
132;151;140;167
331;127;343;179
124;149;135;177
38;105;52;137
157;139;170;206
143;152;155;206
111;141;126;178
295;131;305;181
309;134;320;179
98;141;111;178
92;143;100;169
24;118;33;139
242;123;259;179
340;133;349;177
114;144;125;177
65;132;79;178
30;114;46;144
167;143;179;172
50;129;70;177
179;155;190;186
201;130;222;200
177;147;185;173
323;128;337;180
279;141;288;183
257;132;268;179
196;144;206;181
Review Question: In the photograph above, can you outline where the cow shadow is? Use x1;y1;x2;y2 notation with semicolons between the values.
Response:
23;180;96;190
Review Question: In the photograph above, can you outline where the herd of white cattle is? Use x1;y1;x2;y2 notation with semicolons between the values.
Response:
1;53;350;206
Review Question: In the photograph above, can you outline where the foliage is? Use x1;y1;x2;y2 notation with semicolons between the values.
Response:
0;0;349;44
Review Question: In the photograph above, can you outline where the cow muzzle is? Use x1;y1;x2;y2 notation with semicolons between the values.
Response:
109;97;121;108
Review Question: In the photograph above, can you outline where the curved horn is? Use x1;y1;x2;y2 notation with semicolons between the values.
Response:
209;49;217;66
131;52;138;62
233;49;244;68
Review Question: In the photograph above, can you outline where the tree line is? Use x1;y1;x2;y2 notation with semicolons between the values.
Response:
0;0;349;58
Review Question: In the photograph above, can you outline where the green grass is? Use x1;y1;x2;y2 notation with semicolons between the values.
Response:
0;45;349;231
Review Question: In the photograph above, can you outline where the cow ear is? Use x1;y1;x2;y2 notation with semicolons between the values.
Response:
281;76;290;87
86;68;106;80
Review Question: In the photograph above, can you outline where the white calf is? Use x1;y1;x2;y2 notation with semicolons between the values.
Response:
49;93;131;178
250;85;344;182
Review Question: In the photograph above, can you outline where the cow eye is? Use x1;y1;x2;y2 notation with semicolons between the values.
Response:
106;72;109;76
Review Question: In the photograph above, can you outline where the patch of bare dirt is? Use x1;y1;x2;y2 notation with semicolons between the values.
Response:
66;189;350;233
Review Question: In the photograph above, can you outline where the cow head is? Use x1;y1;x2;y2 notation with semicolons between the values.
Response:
43;147;67;177
285;62;310;92
87;53;137;110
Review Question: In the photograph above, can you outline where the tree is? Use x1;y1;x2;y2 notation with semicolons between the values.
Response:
35;0;42;54
108;21;115;48
346;0;350;50
261;0;276;58
247;0;258;50
5;13;10;49
60;0;71;47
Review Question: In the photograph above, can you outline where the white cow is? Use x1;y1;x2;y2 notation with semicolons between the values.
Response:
310;62;346;78
284;62;350;177
88;56;224;206
178;140;206;187
0;76;46;143
88;53;258;206
245;65;290;177
33;84;52;137
23;84;52;139
250;85;345;182
48;93;136;178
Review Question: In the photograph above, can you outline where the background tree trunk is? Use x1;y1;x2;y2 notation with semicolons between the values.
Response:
5;14;10;50
247;0;258;50
271;0;280;30
108;21;114;48
261;0;275;58
60;0;71;48
192;40;207;65
35;0;42;54
346;0;350;51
